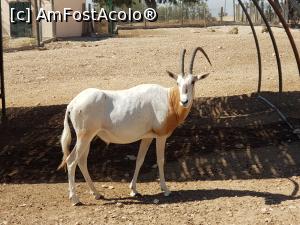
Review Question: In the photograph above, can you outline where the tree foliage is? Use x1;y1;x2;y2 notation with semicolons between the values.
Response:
144;0;157;8
93;0;207;9
158;0;207;5
93;0;133;7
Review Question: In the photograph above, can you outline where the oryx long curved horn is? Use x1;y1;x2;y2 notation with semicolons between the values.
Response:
180;49;186;76
189;47;212;74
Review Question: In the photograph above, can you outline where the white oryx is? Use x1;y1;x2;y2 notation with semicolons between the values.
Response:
58;47;212;206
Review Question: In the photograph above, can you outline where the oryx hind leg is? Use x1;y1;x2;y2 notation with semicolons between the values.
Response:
78;145;104;200
67;130;95;206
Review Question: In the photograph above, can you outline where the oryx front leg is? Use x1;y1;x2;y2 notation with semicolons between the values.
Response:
130;138;153;197
156;137;171;196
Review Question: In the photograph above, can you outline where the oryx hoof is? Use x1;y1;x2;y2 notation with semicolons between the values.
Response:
130;191;142;197
73;201;84;206
94;193;104;200
70;195;82;206
163;191;171;197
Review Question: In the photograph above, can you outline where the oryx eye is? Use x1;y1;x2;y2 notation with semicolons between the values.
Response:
191;80;195;85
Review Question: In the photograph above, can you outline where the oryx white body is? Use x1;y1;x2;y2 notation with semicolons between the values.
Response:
68;85;170;145
59;47;211;206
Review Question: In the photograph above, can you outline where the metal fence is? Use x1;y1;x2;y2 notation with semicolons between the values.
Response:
235;0;290;25
115;1;218;29
114;0;300;30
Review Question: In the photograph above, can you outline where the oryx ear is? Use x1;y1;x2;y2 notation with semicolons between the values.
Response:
196;73;210;81
166;70;178;80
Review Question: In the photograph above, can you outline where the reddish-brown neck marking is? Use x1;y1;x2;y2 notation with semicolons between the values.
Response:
154;87;193;136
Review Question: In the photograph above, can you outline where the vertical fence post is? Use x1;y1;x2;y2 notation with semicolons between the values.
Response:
255;2;259;23
144;3;147;28
51;0;56;38
108;0;114;34
198;5;201;23
39;0;43;43
249;2;252;22
0;0;6;122
236;4;240;22
246;2;249;23
181;1;184;26
204;6;207;27
233;0;236;21
284;0;289;22
34;0;41;47
220;6;224;23
165;6;167;23
88;3;94;33
242;6;244;22
261;0;264;24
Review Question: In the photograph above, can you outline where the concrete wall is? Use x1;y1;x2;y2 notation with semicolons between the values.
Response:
2;0;11;36
54;0;85;37
40;0;53;39
2;0;85;38
2;0;35;37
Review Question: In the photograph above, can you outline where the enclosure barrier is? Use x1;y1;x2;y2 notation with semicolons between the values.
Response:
253;0;283;93
237;0;300;138
237;0;262;93
267;0;300;76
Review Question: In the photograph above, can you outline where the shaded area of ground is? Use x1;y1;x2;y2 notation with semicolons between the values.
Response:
0;91;299;184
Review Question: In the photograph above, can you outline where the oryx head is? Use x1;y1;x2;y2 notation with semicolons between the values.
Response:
167;47;212;108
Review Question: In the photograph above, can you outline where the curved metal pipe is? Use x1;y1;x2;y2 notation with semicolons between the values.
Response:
267;0;300;76
251;0;283;93
237;0;262;93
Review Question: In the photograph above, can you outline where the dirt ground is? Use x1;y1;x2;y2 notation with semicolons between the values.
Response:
1;177;300;225
1;26;300;224
3;26;300;107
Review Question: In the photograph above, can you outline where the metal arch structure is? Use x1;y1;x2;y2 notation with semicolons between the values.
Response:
268;0;300;76
252;0;283;93
236;0;300;136
238;0;300;91
237;0;262;93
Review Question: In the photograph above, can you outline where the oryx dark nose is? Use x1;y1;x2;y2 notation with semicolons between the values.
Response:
181;100;188;105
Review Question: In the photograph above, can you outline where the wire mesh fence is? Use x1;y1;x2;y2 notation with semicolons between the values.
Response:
113;0;300;30
235;0;290;25
116;2;214;28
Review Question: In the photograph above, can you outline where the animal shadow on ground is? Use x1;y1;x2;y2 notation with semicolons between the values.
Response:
0;91;299;186
103;178;300;206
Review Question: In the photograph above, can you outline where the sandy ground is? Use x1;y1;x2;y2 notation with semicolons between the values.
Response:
3;26;300;107
1;177;300;225
1;26;300;225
